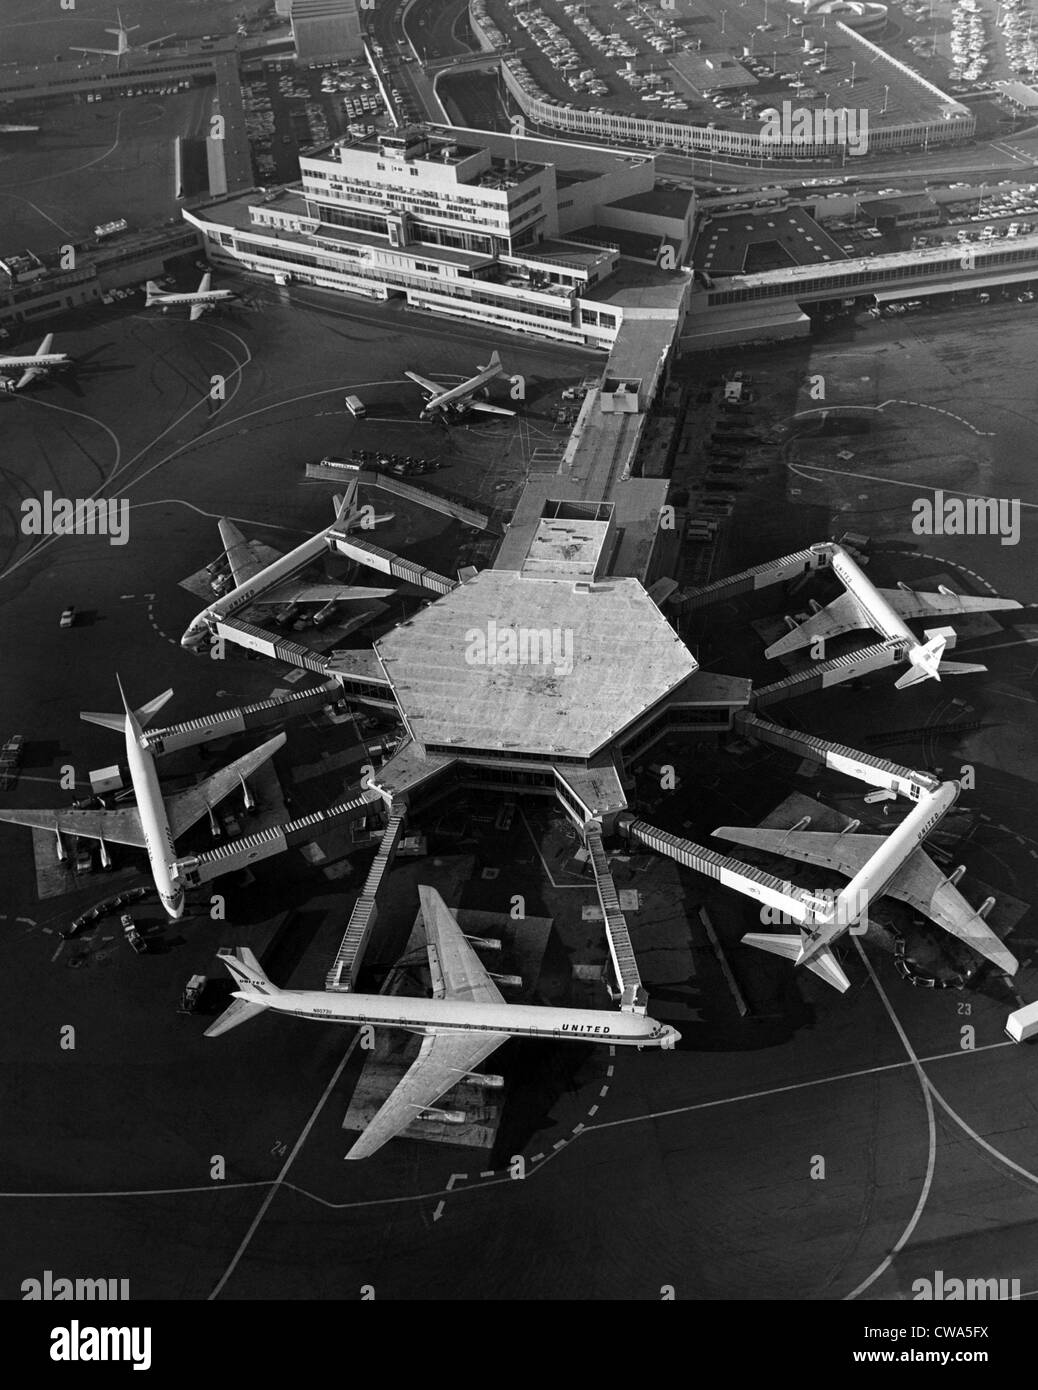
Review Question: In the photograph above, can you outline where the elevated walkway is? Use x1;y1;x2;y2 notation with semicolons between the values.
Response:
144;683;338;755
326;807;407;991
172;790;380;887
306;463;501;533
327;532;456;595
750;642;905;706
620;818;816;923
681;547;824;611
735;712;937;798
584;822;646;1015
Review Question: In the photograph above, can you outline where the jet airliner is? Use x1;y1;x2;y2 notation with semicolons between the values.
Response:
207;885;680;1159
715;779;1018;990
767;543;1021;690
181;487;394;650
0;681;285;918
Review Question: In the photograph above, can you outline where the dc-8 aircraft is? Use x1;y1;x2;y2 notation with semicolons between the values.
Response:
207;885;680;1159
767;543;1021;690
716;778;1018;991
181;486;394;650
0;680;285;919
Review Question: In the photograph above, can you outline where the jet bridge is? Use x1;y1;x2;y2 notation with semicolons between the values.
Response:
172;789;382;887
326;807;407;991
735;711;938;800
750;640;907;705
680;546;828;611
326;532;457;595
143;683;340;755
584;822;647;1015
617;817;817;923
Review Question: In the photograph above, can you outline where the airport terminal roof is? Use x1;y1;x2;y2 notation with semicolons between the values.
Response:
375;570;696;760
695;205;846;276
609;186;694;219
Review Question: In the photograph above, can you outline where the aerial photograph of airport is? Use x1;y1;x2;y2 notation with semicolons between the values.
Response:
4;0;1038;1340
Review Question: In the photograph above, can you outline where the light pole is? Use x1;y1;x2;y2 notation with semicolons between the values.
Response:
882;83;889;114
721;9;728;35
850;59;856;88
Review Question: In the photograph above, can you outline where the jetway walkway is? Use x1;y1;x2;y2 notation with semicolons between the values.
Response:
326;807;407;991
619;818;816;923
172;789;381;888
584;822;647;1015
305;463;501;533
327;532;456;595
681;546;825;611
144;683;339;755
750;641;904;706
735;712;937;799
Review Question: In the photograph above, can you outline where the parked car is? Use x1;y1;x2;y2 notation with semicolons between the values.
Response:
59;606;76;628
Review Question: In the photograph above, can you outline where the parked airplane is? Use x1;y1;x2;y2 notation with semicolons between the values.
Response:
0;334;71;393
70;10;175;61
181;486;393;650
145;272;237;321
207;885;680;1158
0;680;285;919
715;779;1018;991
766;543;1021;690
405;351;515;421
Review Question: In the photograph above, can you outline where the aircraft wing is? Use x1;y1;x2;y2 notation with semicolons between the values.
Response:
189;301;209;322
14;365;44;390
885;852;1019;975
247;539;284;570
467;401;516;417
764;591;865;658
165;732;286;839
0;804;145;847
715;827;1019;974
881;588;1022;623
345;1028;509;1160
713;826;885;877
261;582;395;604
218;518;266;587
404;369;444;395
419;884;505;1004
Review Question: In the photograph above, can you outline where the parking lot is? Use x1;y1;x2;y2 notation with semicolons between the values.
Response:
481;0;963;147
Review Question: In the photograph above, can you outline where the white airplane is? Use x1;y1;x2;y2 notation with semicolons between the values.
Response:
182;486;394;650
145;272;237;322
715;779;1019;991
0;680;285;919
206;885;681;1160
405;351;515;421
70;10;175;61
0;334;71;393
766;543;1021;690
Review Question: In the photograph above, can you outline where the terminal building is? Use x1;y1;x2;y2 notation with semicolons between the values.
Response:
183;124;694;347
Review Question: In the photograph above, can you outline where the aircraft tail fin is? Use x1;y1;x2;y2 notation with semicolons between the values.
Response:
937;661;988;678
204;996;268;1038
80;686;174;731
742;932;851;992
803;948;852;993
204;947;279;1037
145;281;162;304
742;931;803;961
895;634;947;690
